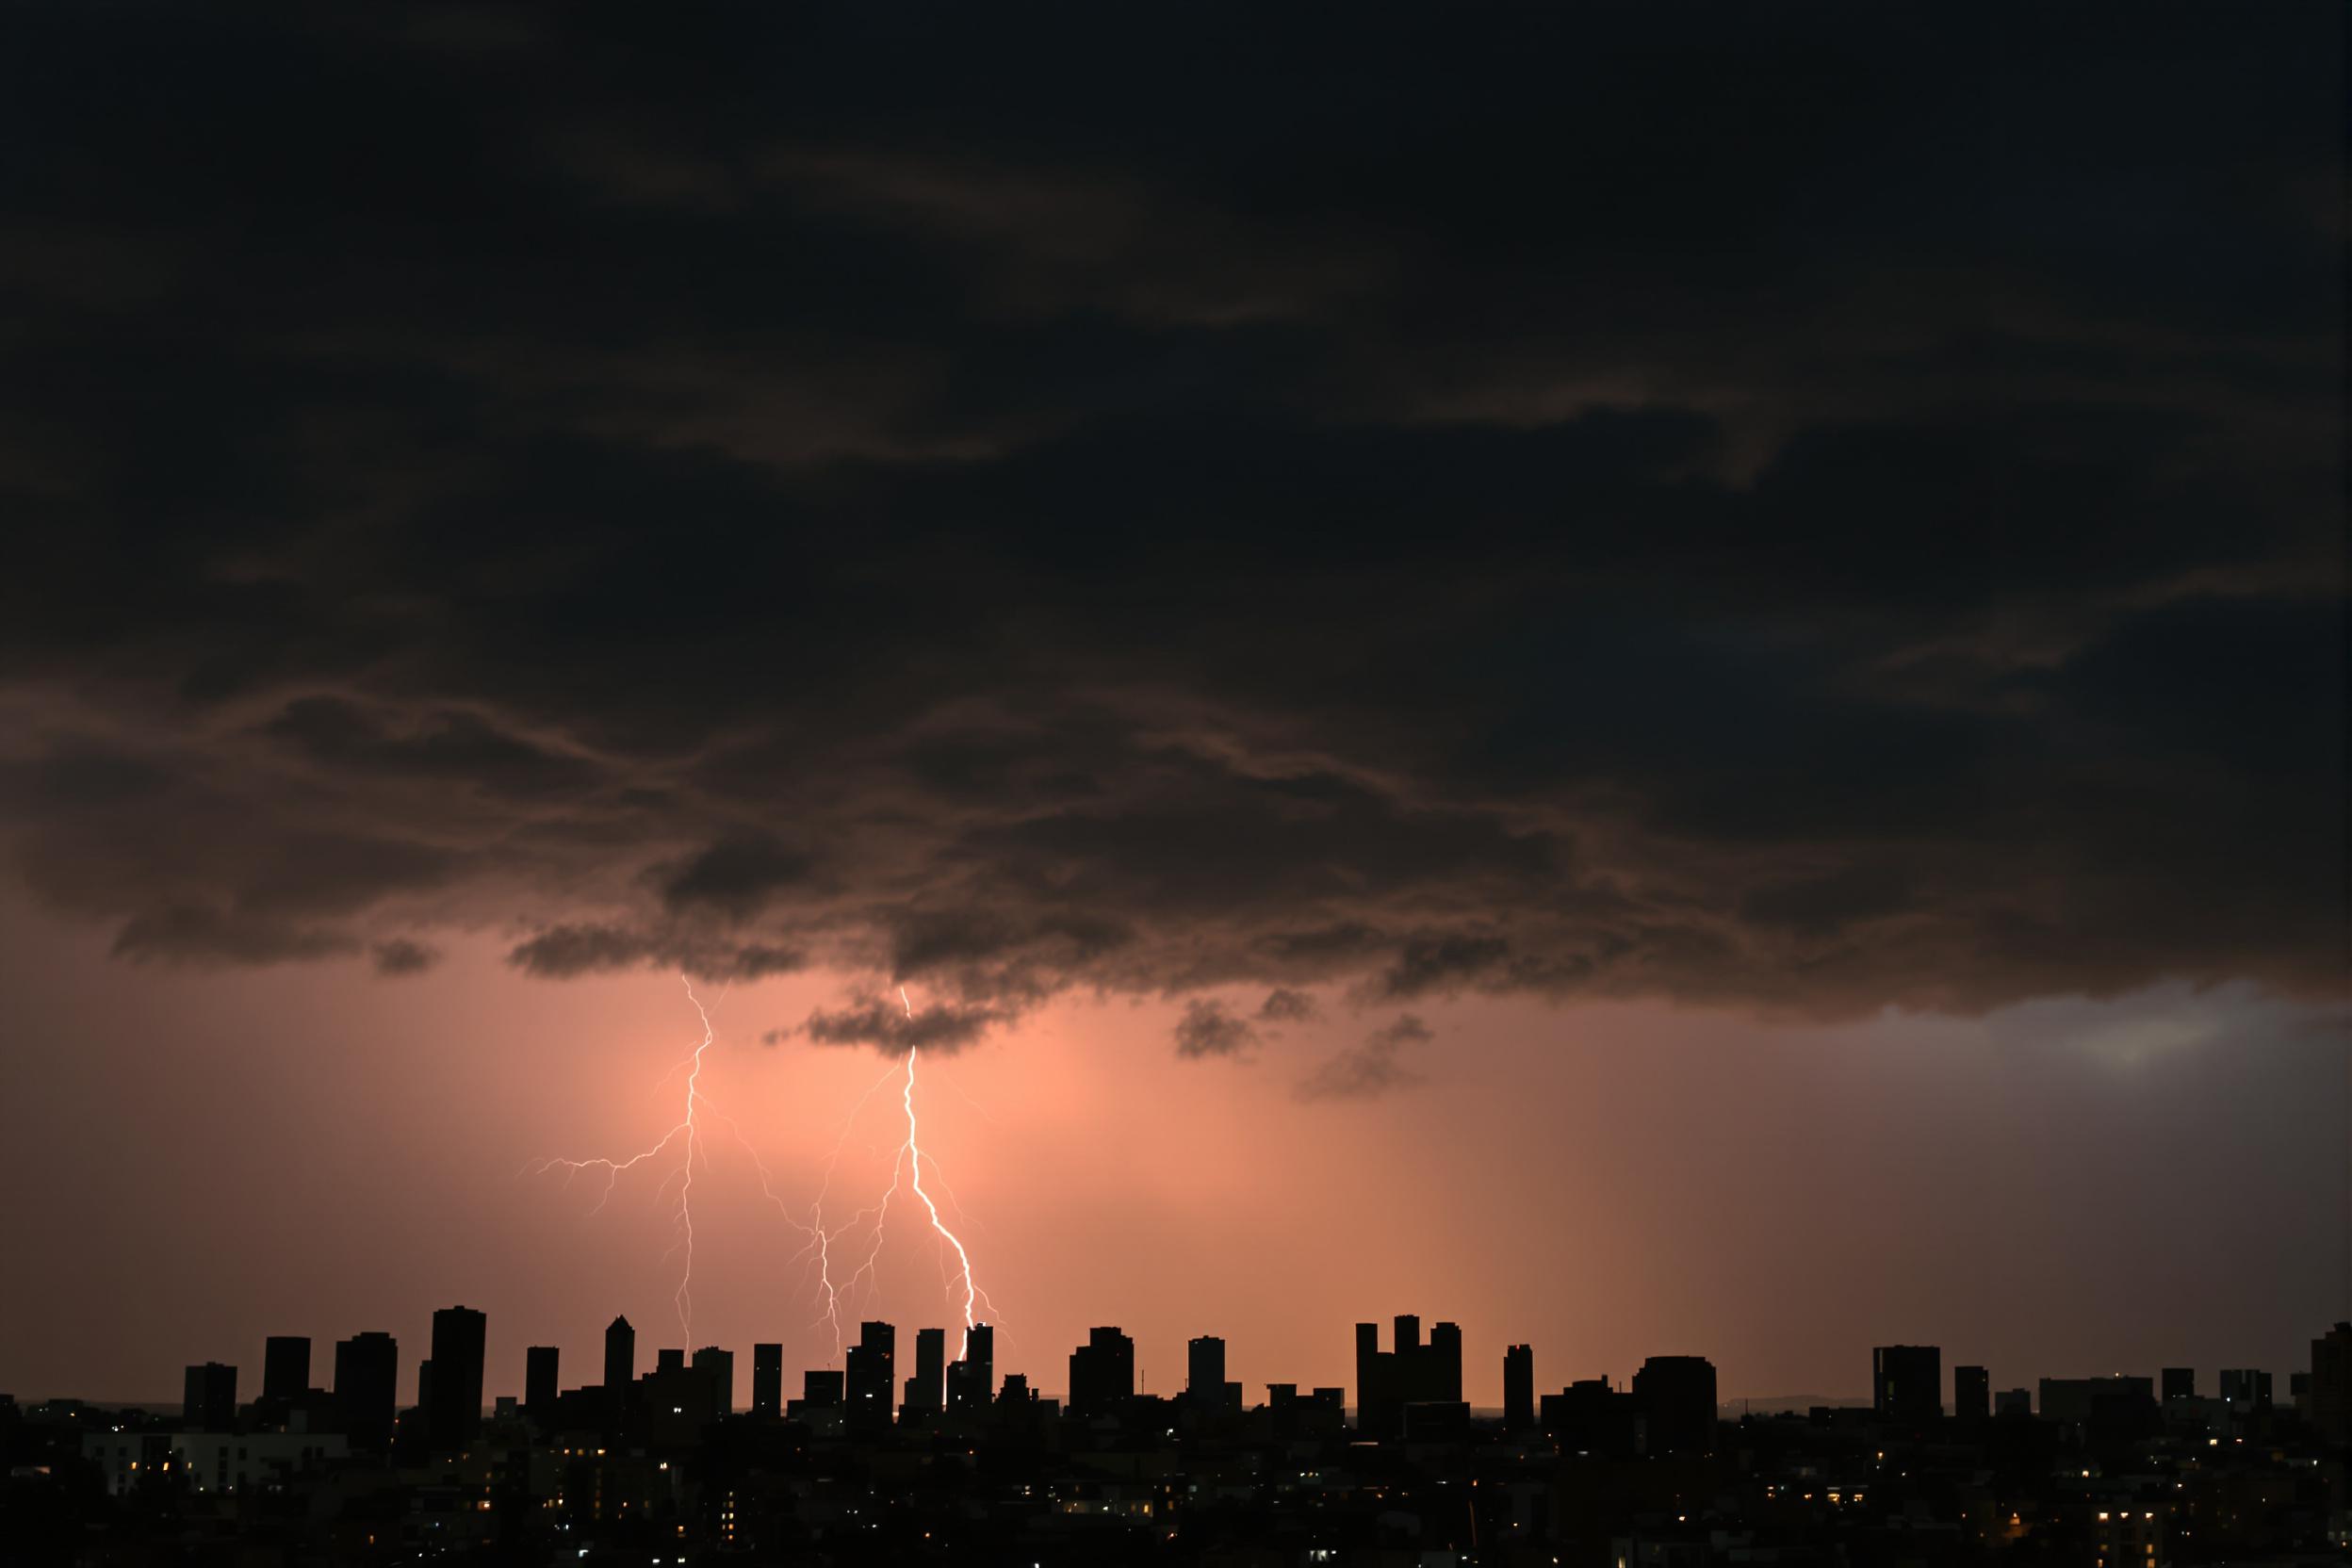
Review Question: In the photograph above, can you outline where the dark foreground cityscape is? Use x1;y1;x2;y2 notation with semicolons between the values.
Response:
6;1312;2350;1566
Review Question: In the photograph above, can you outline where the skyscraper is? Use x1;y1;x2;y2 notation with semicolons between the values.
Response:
525;1346;559;1421
1632;1355;1717;1457
902;1327;945;1419
262;1336;310;1403
1069;1326;1135;1417
1503;1344;1534;1431
182;1363;237;1431
846;1321;895;1430
2163;1367;2197;1403
334;1332;398;1451
603;1315;634;1396
1955;1364;1990;1422
2311;1324;2352;1443
752;1344;783;1418
1354;1314;1465;1437
1872;1345;1942;1424
426;1305;486;1450
692;1347;734;1417
949;1323;995;1414
1187;1335;1228;1408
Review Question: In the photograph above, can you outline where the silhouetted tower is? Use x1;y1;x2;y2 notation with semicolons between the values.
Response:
426;1305;486;1449
802;1369;843;1407
1188;1336;1228;1406
752;1344;783;1417
334;1332;398;1451
1503;1344;1535;1431
262;1336;310;1403
1396;1314;1421;1354
657;1348;685;1375
948;1323;994;1413
1069;1326;1135;1417
846;1321;895;1429
2163;1367;2197;1403
183;1363;237;1430
1632;1355;1717;1456
2312;1324;2352;1443
1873;1345;1942;1424
603;1315;635;1396
902;1327;945;1419
1429;1321;1463;1401
525;1346;559;1421
693;1347;734;1416
1955;1364;1990;1422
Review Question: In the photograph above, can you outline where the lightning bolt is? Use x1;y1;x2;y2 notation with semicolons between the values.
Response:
524;973;717;1339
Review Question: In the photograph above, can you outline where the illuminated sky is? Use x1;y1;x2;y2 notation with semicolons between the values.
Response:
0;6;2343;1409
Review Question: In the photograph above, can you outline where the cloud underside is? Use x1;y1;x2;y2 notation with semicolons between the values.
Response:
0;8;2339;1054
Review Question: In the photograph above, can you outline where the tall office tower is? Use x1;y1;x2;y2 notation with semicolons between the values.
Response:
948;1323;995;1413
2220;1368;2274;1408
525;1346;559;1420
426;1306;487;1450
603;1316;635;1395
657;1348;685;1375
1355;1323;1380;1429
1955;1364;1990;1421
692;1347;735;1416
846;1322;896;1429
1187;1335;1228;1407
751;1344;783;1417
262;1336;310;1402
1395;1314;1421;1354
1503;1344;1535;1431
2163;1367;2197;1403
902;1327;945;1418
2311;1324;2352;1444
1068;1326;1136;1417
1429;1322;1463;1402
802;1369;844;1407
1632;1355;1718;1457
182;1363;237;1430
1872;1345;1943;1424
334;1332;399;1451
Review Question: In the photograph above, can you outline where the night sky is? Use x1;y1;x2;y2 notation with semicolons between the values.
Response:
0;5;2343;1410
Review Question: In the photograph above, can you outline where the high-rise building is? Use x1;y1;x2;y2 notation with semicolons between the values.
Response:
262;1336;310;1403
2163;1367;2197;1403
426;1306;486;1450
2219;1368;2274;1408
1872;1345;1942;1423
657;1348;685;1375
802;1369;844;1407
1187;1336;1228;1408
693;1347;734;1417
949;1324;995;1414
1354;1315;1465;1437
2311;1324;2352;1443
1503;1344;1535;1431
183;1363;237;1431
1954;1364;1989;1422
334;1332;398;1451
752;1344;783;1418
1632;1355;1717;1457
525;1346;559;1421
901;1327;945;1419
846;1322;895;1430
1069;1327;1135;1417
603;1316;635;1396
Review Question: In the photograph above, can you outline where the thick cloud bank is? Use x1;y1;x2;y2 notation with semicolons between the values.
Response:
0;7;2340;1053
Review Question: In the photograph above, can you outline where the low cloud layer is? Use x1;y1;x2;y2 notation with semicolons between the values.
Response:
0;8;2339;1054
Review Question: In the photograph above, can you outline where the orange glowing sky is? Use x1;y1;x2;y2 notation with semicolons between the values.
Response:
5;884;2339;1411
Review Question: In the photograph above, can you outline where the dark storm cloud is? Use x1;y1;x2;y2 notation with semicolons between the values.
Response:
1172;1000;1257;1060
781;994;1012;1056
1297;1016;1433;1103
0;6;2339;1037
370;938;440;977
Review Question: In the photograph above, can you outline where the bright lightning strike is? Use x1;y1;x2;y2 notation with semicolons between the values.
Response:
524;974;717;1339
